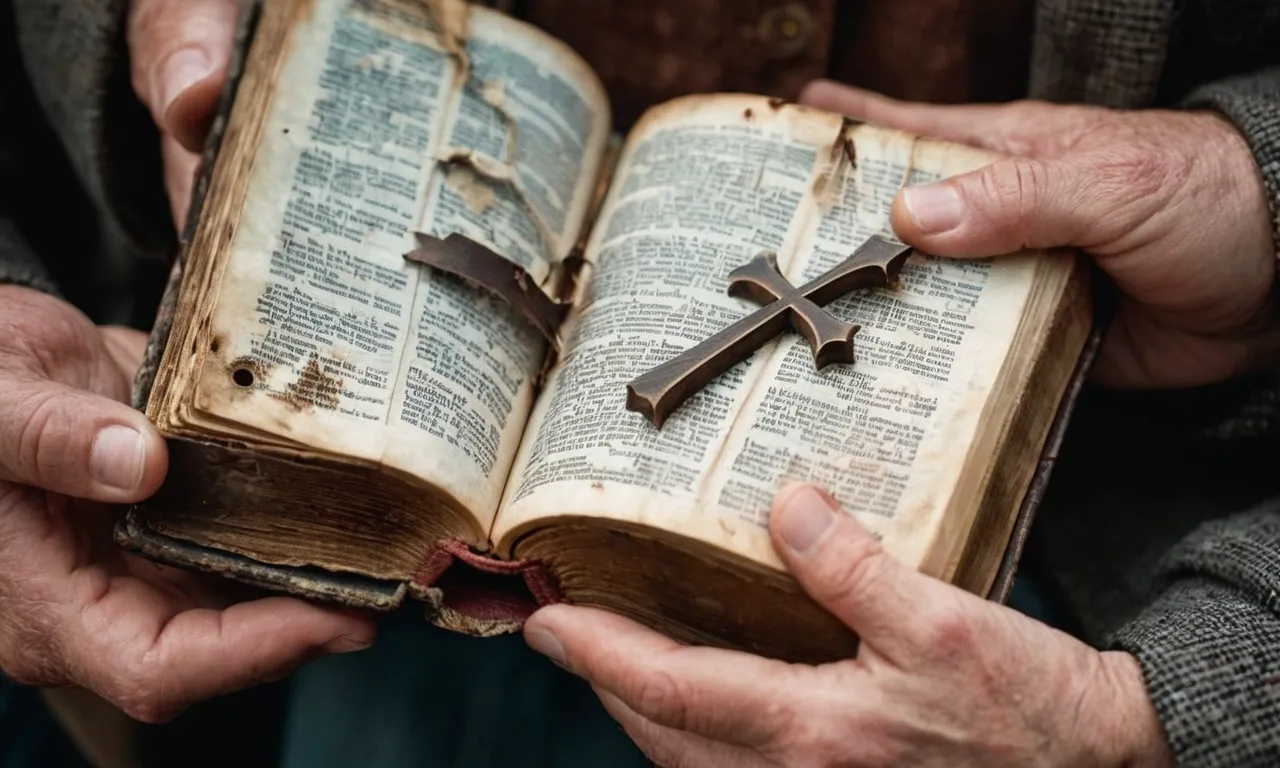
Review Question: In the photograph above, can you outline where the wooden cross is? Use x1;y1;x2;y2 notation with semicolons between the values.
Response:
625;236;913;427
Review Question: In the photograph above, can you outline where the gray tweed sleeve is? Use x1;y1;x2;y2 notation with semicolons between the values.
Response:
1183;66;1280;257
1109;508;1280;767
3;0;169;303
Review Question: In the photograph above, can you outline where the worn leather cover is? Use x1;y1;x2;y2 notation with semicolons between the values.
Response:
116;0;1104;634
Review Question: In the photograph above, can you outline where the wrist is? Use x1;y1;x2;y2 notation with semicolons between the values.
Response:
1090;651;1174;768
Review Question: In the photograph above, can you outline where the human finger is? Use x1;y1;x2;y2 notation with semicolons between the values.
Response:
525;605;802;746
163;135;201;226
798;80;1090;157
769;483;969;665
66;592;375;723
0;377;167;502
888;150;1157;258
596;689;775;768
128;0;240;152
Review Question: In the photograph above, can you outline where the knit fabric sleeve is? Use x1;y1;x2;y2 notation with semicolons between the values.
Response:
1109;508;1280;767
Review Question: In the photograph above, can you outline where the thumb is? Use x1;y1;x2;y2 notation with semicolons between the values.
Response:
890;155;1099;258
128;0;240;152
0;378;168;502
73;598;376;724
768;483;953;663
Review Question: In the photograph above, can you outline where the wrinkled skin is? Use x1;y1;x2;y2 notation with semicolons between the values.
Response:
0;0;374;723
802;81;1278;390
523;83;1278;767
525;484;1174;768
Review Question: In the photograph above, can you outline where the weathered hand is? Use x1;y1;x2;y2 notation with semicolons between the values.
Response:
801;81;1278;389
524;484;1173;767
0;286;375;722
128;0;239;225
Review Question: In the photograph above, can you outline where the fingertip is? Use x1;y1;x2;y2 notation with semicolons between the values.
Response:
797;78;841;107
90;412;168;503
525;605;664;652
163;68;225;152
525;603;616;639
134;420;170;500
525;602;573;632
770;480;814;516
770;482;842;526
773;484;847;557
231;596;377;654
56;397;167;504
309;603;378;645
318;609;378;654
889;192;927;245
798;79;878;116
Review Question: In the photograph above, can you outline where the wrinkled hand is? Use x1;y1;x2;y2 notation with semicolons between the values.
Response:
0;286;375;722
801;82;1278;389
128;0;239;225
525;484;1173;767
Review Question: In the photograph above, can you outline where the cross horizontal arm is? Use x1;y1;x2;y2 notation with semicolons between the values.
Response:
626;303;791;428
625;236;914;427
797;236;914;305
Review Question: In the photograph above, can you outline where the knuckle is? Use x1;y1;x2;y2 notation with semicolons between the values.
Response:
1006;158;1048;216
0;291;89;376
624;664;692;730
924;603;978;659
995;101;1099;155
10;388;68;487
970;158;1052;247
999;101;1054;137
772;712;868;768
818;536;890;610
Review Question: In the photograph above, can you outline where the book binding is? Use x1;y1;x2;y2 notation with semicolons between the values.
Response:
116;0;1105;635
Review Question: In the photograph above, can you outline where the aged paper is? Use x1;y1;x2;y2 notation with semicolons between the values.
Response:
496;95;1042;571
189;0;610;519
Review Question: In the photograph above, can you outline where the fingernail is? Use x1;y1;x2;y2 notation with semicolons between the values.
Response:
90;426;146;492
902;183;964;234
159;48;212;115
323;635;374;654
778;487;836;554
525;627;568;669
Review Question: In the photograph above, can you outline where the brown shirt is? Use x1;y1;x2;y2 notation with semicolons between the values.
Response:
509;0;1035;129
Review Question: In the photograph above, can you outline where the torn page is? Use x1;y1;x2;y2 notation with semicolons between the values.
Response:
189;0;611;523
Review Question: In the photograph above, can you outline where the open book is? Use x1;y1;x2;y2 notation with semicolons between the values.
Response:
120;0;1096;663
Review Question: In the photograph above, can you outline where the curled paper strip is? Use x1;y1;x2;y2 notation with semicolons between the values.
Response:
404;233;569;349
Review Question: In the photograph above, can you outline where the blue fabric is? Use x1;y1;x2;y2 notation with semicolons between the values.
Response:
278;609;648;768
0;576;1064;767
0;677;89;768
275;578;1064;768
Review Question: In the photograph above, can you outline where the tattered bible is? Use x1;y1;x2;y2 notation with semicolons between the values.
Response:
119;0;1097;663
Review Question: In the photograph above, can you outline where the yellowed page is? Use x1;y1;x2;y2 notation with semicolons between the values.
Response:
495;95;1045;573
184;0;610;523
